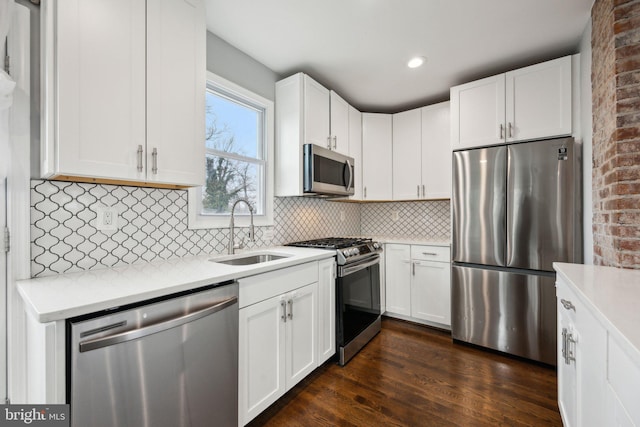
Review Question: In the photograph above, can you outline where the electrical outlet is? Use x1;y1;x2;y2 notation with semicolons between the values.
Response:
263;228;274;241
392;211;399;221
96;206;118;231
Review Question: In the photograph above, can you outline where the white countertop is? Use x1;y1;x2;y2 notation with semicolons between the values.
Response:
554;262;640;364
18;246;334;323
373;236;451;246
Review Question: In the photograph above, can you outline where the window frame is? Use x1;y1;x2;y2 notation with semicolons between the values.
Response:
188;71;274;229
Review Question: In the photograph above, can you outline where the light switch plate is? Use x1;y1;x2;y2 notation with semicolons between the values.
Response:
96;206;119;231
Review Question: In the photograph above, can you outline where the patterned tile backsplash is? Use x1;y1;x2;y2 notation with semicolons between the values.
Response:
30;180;450;277
361;200;450;238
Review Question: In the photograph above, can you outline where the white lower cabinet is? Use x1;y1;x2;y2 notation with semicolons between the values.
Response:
384;244;412;316
557;281;607;427
556;270;640;427
239;293;286;425
238;261;325;426
317;258;336;364
384;244;451;328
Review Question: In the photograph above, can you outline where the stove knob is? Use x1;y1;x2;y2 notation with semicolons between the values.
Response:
353;248;360;255
373;242;380;250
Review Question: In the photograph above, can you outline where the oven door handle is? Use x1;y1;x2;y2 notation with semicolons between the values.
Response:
340;256;380;276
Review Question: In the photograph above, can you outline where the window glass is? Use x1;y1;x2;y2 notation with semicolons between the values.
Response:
202;87;266;216
188;72;273;230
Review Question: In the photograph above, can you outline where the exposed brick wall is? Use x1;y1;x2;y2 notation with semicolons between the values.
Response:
592;0;640;268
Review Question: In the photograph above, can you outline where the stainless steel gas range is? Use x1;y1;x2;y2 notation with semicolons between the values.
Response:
287;237;383;365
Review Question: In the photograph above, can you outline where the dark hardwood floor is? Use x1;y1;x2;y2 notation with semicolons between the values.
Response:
249;317;562;427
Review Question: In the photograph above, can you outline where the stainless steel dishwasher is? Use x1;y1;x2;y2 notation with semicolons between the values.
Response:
68;281;238;427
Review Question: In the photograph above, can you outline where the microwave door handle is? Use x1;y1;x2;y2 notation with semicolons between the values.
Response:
345;159;353;191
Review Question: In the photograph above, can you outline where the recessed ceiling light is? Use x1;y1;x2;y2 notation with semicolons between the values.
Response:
407;56;426;69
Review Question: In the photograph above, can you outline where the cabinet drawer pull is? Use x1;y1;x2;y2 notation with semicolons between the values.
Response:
422;252;438;256
137;145;143;172
151;148;158;174
560;299;575;311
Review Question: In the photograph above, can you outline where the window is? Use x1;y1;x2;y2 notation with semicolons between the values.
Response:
189;72;274;229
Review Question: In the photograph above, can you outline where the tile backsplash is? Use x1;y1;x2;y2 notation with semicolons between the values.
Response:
361;200;450;238
30;180;450;277
30;180;360;277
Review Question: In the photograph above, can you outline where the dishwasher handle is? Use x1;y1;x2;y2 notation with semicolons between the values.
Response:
79;295;238;353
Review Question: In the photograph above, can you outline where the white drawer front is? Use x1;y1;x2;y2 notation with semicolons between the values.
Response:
410;245;450;262
239;262;319;308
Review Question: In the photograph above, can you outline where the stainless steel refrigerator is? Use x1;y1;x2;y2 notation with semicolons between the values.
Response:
451;137;581;365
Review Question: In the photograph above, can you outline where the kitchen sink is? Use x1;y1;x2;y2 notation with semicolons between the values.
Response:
210;253;291;266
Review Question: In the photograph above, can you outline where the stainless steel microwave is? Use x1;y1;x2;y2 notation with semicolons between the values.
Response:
303;144;355;197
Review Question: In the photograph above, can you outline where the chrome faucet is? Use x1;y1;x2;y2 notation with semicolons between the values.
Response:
228;198;255;254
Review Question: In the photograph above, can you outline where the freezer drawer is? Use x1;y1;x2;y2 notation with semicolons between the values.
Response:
451;265;556;365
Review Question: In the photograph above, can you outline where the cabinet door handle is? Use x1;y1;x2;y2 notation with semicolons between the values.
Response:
562;327;576;365
560;299;575;311
561;327;568;364
364;187;367;199
499;123;504;139
137;145;143;172
327;136;332;150
422;185;425;198
508;122;513;138
287;299;293;320
151;148;158;174
333;136;337;149
417;185;420;198
281;299;287;323
412;262;416;276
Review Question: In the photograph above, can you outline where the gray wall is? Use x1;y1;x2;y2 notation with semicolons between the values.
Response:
206;32;280;101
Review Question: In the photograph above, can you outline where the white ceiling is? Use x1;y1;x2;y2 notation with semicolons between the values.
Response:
205;0;594;113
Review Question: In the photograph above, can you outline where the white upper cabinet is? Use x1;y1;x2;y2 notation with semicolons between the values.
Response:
392;108;422;200
303;76;331;148
392;102;451;200
348;105;363;200
146;0;206;186
330;91;350;155
450;55;573;150
362;113;393;201
276;73;356;197
42;0;205;187
451;74;506;150
421;101;451;199
506;56;572;142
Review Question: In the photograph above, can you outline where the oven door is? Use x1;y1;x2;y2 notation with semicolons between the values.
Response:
336;255;381;347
